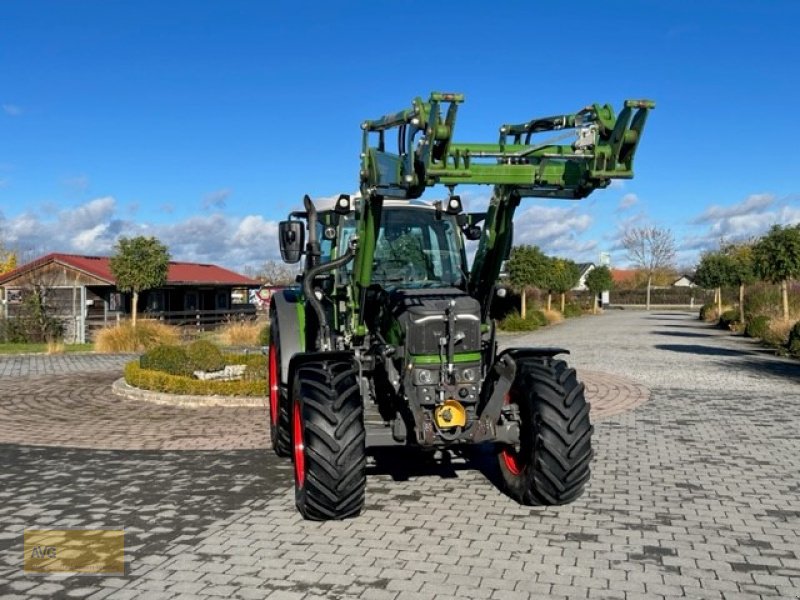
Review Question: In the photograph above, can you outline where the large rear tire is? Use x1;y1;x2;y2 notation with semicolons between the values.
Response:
268;310;291;458
292;359;366;520
498;357;593;505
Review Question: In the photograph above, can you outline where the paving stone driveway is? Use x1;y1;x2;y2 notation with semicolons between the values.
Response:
1;311;799;599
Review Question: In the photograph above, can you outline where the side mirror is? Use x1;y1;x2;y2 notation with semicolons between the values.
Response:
279;221;305;264
463;225;482;241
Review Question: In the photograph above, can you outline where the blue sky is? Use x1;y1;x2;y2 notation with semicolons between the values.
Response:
1;0;799;271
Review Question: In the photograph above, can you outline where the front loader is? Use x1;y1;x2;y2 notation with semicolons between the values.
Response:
268;92;654;520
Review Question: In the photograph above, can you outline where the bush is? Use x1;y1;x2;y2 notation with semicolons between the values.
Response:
94;319;180;352
498;312;541;332
718;309;740;331
124;361;267;396
140;345;193;376
788;321;800;358
185;340;225;372
563;303;583;318
745;315;771;340
258;323;270;346
529;310;547;327
541;309;564;325
699;303;716;321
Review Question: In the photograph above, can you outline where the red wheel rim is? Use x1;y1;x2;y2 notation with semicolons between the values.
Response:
501;447;523;476
501;392;524;476
293;401;305;488
268;342;278;426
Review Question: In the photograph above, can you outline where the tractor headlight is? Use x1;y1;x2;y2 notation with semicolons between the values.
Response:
415;369;433;385
461;368;476;382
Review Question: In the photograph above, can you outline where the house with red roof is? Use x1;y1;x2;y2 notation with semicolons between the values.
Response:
0;253;261;342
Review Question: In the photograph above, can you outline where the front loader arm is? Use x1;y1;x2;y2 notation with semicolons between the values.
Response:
355;92;654;324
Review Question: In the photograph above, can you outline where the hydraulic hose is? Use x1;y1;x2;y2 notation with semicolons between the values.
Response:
302;243;357;352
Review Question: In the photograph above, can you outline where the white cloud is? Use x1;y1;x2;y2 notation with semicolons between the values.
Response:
512;204;594;259
202;188;231;210
693;193;775;224
1;196;283;271
2;104;22;117
617;193;639;211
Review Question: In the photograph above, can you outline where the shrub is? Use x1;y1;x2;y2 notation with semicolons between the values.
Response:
788;321;800;358
185;340;225;372
216;320;263;346
498;312;541;332
258;323;270;346
529;310;547;327
140;345;193;376
699;303;716;321
124;361;267;396
563;303;583;318
541;309;564;325
745;315;771;340
95;319;180;352
718;309;740;331
767;319;794;346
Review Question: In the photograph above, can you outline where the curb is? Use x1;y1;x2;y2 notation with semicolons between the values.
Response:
111;378;267;408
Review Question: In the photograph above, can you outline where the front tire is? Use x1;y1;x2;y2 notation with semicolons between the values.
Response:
292;359;366;520
498;357;593;505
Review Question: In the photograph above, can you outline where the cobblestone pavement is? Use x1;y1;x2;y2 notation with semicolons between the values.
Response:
1;311;799;599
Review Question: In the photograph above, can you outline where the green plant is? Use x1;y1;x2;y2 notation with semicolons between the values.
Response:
125;361;267;396
185;339;225;372
788;321;800;358
752;224;800;321
498;312;541;332
109;236;170;326
140;345;193;376
718;309;740;331
745;315;771;340
699;303;716;321
258;323;270;346
563;303;583;318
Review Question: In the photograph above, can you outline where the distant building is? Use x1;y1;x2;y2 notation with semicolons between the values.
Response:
672;275;697;288
572;263;596;291
610;268;640;287
0;253;260;342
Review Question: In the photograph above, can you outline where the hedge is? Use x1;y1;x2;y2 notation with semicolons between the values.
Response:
124;358;267;396
186;339;226;372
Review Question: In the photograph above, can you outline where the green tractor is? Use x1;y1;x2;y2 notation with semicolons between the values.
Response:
268;93;654;520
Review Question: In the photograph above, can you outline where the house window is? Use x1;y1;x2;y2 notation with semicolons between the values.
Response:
146;291;165;312
184;291;199;311
109;292;123;312
216;291;229;310
6;289;23;304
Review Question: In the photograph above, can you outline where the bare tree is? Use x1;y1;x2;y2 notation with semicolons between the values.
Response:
257;260;298;286
622;226;676;310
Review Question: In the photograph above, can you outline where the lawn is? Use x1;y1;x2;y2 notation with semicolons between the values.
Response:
0;343;94;355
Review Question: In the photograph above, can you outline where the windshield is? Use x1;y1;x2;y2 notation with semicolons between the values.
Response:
371;208;465;288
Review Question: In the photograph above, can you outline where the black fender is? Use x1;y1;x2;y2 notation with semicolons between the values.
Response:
478;346;570;424
270;288;305;386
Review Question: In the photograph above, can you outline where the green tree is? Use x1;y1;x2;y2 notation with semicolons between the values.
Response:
724;242;756;323
752;224;800;321
507;245;550;318
585;265;613;314
110;236;170;326
549;258;581;313
622;226;676;310
694;250;736;319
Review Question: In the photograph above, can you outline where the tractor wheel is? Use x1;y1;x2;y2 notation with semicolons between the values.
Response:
292;359;366;520
268;311;291;458
497;356;593;505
